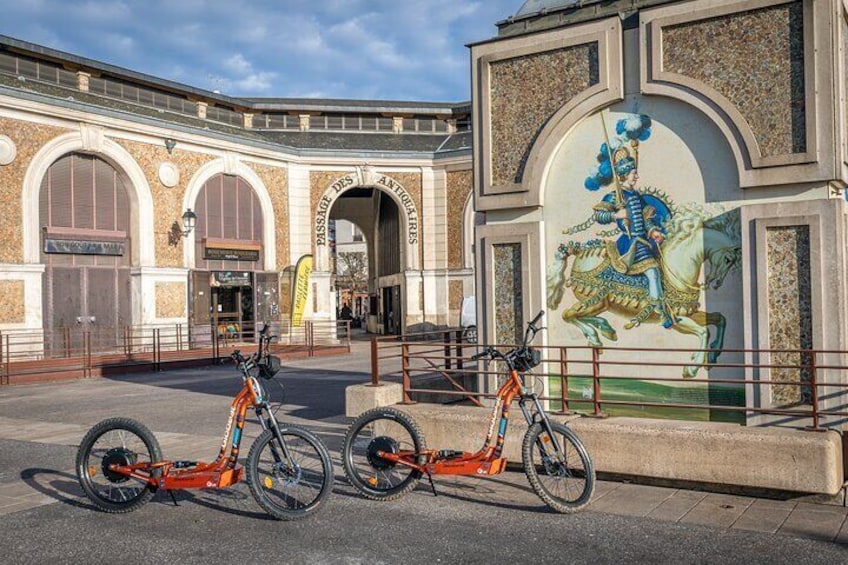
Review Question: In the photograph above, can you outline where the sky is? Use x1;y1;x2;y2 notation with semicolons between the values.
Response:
0;0;526;102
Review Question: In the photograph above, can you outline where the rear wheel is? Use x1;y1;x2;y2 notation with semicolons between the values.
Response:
76;417;161;513
246;426;334;520
522;422;595;513
342;407;425;501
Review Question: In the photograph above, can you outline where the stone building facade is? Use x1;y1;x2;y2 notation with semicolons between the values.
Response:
0;34;475;347
472;0;848;426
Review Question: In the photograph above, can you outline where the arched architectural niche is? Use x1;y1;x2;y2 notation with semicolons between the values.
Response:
182;157;277;270
313;169;419;274
22;129;154;265
523;90;757;208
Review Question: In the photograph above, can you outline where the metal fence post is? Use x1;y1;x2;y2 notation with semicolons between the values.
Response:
559;346;569;413
809;351;820;430
402;342;413;404
370;338;380;386
592;346;602;417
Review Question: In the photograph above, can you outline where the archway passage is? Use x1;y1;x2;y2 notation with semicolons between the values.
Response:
328;187;404;335
189;173;277;340
39;153;132;353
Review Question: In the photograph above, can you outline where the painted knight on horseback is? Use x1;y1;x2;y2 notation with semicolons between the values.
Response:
586;114;675;329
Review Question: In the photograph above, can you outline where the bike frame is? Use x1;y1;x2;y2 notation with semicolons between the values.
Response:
379;368;555;477
105;341;292;491
379;311;562;477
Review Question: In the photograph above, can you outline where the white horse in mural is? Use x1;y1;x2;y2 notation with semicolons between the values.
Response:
546;210;742;378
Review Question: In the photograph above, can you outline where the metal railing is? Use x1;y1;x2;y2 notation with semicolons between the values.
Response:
0;320;351;385
369;333;848;431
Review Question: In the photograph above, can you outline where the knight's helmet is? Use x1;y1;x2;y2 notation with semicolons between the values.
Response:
584;113;652;192
612;141;639;181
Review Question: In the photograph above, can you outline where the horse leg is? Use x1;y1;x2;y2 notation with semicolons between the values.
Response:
561;298;608;347
671;315;710;379
582;316;618;341
689;311;726;364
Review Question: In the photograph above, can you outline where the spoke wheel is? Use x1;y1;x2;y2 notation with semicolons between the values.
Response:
342;407;425;501
246;426;334;520
76;418;161;514
522;422;595;513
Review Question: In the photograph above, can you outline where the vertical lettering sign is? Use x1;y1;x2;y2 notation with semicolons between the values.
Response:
315;175;355;246
291;254;313;327
375;175;418;245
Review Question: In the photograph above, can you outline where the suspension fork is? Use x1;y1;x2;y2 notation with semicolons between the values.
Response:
519;393;565;458
255;405;296;468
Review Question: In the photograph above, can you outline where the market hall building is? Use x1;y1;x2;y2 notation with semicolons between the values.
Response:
0;34;476;350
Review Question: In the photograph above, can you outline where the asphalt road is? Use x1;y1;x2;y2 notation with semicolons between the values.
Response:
0;346;846;564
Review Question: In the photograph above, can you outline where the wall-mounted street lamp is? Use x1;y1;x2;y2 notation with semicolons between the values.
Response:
164;138;177;154
168;208;197;246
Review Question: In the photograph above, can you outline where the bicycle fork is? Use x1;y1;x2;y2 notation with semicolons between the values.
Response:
256;406;298;476
519;394;567;470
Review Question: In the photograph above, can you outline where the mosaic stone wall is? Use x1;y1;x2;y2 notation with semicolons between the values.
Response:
446;170;473;269
493;243;523;345
663;1;805;157
448;281;463;325
309;170;423;267
766;225;812;405
114;139;215;268
0;281;25;323
251;162;289;270
155;281;186;318
0;117;69;263
490;43;599;186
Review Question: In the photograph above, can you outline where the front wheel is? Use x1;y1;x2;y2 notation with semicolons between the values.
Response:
246;426;334;520
342;407;426;501
522;421;595;513
75;417;162;514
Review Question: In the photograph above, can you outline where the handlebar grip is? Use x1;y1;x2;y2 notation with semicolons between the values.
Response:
471;347;491;361
530;310;545;327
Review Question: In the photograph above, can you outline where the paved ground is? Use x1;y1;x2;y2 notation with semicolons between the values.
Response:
0;339;846;563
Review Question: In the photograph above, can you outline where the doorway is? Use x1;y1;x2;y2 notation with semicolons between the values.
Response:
382;285;401;335
43;266;131;353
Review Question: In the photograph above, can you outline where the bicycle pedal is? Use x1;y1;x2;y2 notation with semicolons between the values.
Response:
436;450;464;460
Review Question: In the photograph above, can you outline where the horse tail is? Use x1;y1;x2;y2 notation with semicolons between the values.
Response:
546;250;571;309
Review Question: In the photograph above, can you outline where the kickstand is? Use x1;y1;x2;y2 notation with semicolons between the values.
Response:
168;490;180;506
425;471;438;497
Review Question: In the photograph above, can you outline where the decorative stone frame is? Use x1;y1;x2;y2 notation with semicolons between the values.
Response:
641;0;831;187
741;199;848;427
475;221;545;346
182;154;277;271
21;128;155;266
472;17;624;212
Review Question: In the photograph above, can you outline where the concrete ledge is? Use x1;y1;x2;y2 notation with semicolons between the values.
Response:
374;403;844;495
345;383;403;418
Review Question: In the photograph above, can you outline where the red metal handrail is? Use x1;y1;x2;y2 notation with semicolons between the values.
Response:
369;334;848;431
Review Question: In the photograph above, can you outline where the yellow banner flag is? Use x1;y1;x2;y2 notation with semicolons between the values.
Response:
291;254;312;327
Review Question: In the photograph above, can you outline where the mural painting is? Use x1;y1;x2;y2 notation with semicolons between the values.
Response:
543;105;744;421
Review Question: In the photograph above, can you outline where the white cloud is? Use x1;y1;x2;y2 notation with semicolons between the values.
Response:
223;54;253;75
0;0;521;100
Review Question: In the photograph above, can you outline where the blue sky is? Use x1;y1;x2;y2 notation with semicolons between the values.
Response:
0;1;524;102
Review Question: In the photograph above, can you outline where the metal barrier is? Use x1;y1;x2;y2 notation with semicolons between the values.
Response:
369;333;848;431
0;320;351;384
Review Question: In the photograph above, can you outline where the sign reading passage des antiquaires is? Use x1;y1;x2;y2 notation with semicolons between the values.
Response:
315;173;418;246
